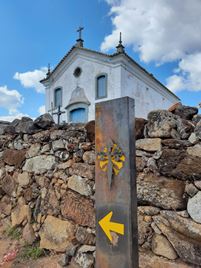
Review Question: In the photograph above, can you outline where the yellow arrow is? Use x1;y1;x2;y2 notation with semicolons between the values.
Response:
99;211;125;242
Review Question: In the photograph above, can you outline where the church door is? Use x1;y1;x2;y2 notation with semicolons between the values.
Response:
70;108;86;123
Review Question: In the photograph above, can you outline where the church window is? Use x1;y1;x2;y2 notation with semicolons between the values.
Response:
54;88;62;108
96;74;107;99
73;67;82;77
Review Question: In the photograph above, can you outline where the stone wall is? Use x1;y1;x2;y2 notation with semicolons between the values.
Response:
0;104;201;267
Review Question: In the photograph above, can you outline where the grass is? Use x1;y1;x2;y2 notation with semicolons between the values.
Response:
5;226;22;240
19;245;45;260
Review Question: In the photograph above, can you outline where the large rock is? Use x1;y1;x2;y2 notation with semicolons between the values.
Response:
26;143;41;158
40;215;75;252
172;104;198;120
61;190;95;228
11;205;31;227
23;155;56;174
137;173;186;210
13;117;36;134
85;121;95;142
160;210;201;242
17;172;31;187
136;138;161;152
1;174;16;196
195;121;201;139
68;175;92;196
0;121;10;135
3;149;26;167
146;110;178;138
171;155;201;180
135;118;147;139
187;143;201;157
34;113;55;129
139;250;193;268
151;233;177;260
161;139;191;149
187;192;201;223
176;119;194;140
69;163;95;180
154;216;201;266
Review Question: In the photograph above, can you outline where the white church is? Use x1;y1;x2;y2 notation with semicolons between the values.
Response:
40;29;179;123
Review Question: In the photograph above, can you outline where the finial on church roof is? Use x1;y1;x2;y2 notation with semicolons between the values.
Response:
116;32;125;53
76;26;84;48
46;63;51;77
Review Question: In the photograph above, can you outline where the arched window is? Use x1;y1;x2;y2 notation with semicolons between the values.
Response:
96;74;107;99
54;88;62;108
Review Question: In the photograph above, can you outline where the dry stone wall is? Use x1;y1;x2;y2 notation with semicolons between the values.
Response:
0;104;200;267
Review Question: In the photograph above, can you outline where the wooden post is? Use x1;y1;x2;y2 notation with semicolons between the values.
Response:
95;97;138;268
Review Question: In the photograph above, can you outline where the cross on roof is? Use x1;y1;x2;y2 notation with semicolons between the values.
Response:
77;26;84;40
52;105;65;125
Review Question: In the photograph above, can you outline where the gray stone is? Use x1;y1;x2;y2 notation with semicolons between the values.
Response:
172;104;198;120
176;119;194;140
68;175;92;196
26;143;41;158
83;151;95;164
13;117;35;134
34;113;54;129
137;173;186;210
151;233;177;260
0;121;10;135
188;133;199;144
17;172;30;187
146;110;178;138
187;191;201;223
195;121;201;139
23;155;56;174
136;138;161;152
185;183;198;197
52;140;65;151
39;215;75;252
187;143;201;157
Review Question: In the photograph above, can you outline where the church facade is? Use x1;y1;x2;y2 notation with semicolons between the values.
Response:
41;32;179;123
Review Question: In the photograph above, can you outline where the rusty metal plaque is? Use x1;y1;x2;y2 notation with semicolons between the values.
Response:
95;97;138;268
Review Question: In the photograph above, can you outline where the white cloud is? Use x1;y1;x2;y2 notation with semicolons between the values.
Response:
102;0;201;63
102;0;201;92
14;67;47;93
0;113;30;122
166;53;201;92
0;86;24;114
38;105;46;115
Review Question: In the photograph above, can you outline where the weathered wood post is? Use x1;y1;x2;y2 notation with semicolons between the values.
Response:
95;97;138;268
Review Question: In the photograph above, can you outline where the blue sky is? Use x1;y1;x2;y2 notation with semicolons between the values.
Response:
0;0;201;121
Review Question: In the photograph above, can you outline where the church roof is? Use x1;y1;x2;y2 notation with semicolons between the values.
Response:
40;46;179;100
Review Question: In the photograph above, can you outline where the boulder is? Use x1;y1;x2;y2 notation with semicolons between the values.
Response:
83;151;95;165
151;233;177;260
139;250;193;268
34;113;55;129
172;104;198;120
135;118;147;139
68;175;92;196
11;205;31;227
85;121;95;143
136;138;161;152
146;110;178;138
154;216;201;266
161;139;191;149
23;155;56;174
3;149;26;167
69;163;95;180
1;174;16;196
39;215;75;252
13;117;36;134
22;223;35;245
17;172;31;187
61;190;95;228
160;210;201;242
187;192;201;223
26;143;41;158
137;173;186;210
195;121;201;139
176;119;194;140
0;121;10;135
187;144;201;157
